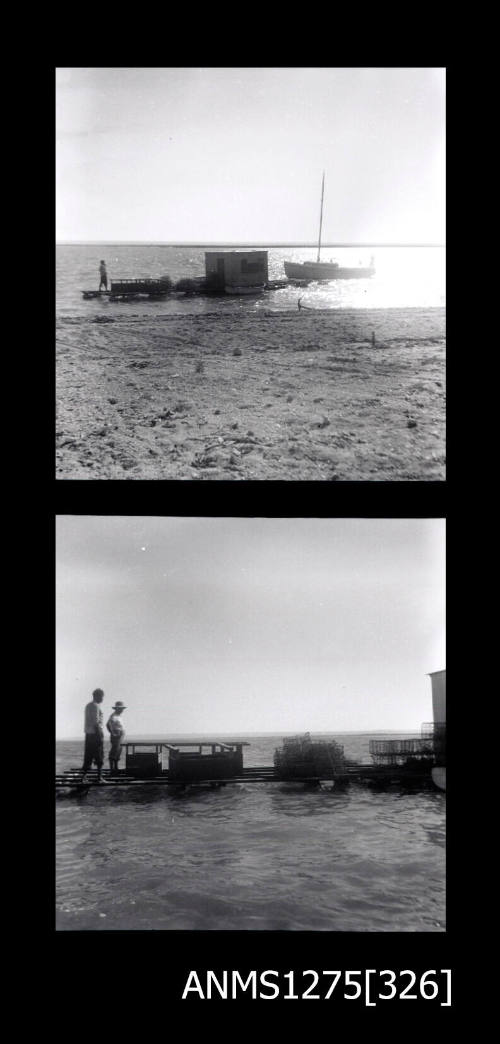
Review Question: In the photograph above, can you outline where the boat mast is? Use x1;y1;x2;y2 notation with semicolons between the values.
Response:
317;171;325;262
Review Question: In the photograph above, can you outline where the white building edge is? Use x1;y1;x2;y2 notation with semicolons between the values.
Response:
429;669;446;791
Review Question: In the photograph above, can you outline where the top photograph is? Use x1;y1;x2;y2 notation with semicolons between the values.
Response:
56;67;445;481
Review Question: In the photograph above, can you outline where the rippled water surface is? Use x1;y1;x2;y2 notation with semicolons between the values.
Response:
56;733;445;931
56;244;445;317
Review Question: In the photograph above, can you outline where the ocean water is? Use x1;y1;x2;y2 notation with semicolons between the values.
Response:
56;244;445;317
56;732;446;932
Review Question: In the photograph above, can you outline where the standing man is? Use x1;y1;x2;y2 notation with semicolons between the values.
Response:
106;701;126;775
98;260;108;291
82;688;107;783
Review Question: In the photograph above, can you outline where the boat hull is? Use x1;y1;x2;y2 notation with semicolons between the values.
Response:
284;261;375;282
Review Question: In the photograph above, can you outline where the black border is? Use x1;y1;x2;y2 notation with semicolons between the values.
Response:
51;57;453;1023
55;481;446;517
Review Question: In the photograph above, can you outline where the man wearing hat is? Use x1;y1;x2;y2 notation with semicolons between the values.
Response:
82;688;107;783
106;701;127;775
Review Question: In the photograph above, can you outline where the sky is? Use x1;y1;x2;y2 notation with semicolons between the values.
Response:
56;67;445;244
56;517;445;739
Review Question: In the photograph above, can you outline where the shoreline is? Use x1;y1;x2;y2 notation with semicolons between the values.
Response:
56;306;445;481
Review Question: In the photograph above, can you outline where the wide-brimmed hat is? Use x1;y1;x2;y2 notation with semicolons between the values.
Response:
112;701;127;710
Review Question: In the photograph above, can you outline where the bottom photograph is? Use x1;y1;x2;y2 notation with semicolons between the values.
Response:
55;515;446;932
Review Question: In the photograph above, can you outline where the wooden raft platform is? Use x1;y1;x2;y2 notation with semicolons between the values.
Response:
56;739;436;794
81;279;289;300
56;763;434;792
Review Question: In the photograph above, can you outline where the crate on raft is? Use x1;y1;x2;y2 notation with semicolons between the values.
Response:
110;277;173;296
124;744;164;776
168;742;247;781
273;733;346;778
369;737;436;767
81;277;173;299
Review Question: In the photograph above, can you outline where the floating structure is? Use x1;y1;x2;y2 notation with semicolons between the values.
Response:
284;173;375;283
82;277;173;300
56;672;446;797
205;250;268;295
81;256;288;301
284;258;375;282
56;734;440;795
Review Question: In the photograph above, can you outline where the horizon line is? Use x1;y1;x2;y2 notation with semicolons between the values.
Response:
56;728;424;741
56;240;445;248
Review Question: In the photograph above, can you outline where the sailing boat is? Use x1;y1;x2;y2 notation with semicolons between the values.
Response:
284;173;375;282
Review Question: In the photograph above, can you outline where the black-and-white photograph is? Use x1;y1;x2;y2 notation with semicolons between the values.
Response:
56;516;446;932
56;67;445;481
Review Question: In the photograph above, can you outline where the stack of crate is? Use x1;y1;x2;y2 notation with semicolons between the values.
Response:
274;733;346;778
369;737;436;766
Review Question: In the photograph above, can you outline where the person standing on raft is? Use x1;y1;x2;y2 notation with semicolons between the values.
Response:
82;688;108;783
106;701;126;774
98;260;108;291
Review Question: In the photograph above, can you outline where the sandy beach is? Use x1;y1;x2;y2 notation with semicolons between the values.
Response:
56;306;445;480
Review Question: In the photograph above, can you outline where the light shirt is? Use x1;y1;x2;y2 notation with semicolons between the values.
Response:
84;701;103;734
107;712;125;739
